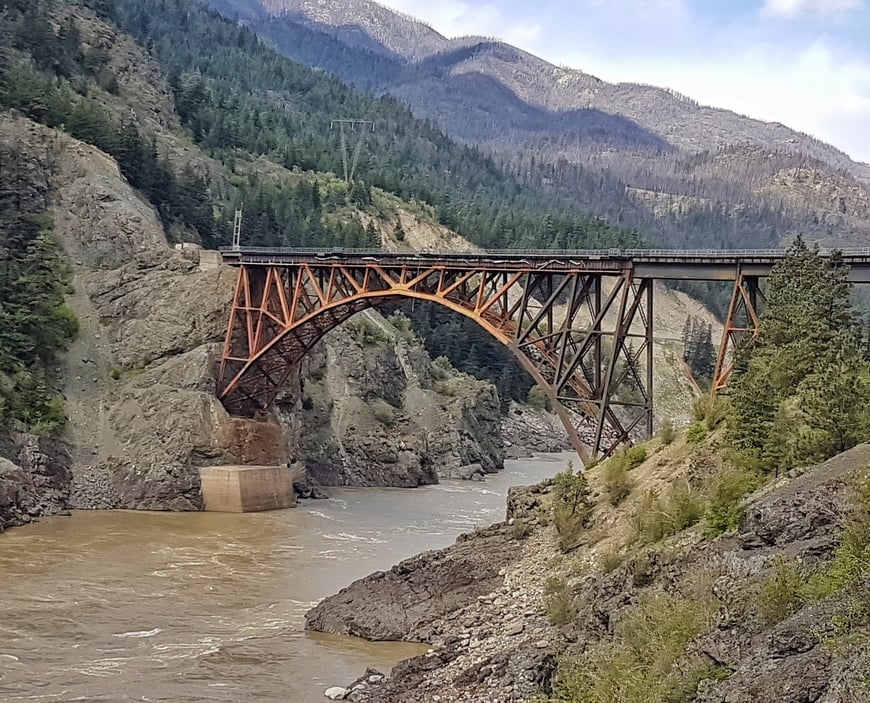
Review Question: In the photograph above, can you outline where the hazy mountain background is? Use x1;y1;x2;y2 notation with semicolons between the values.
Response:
204;0;870;250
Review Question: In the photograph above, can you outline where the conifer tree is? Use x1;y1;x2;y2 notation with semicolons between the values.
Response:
728;237;869;470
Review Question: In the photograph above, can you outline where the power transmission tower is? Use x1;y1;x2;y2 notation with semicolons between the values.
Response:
232;207;243;250
330;119;375;183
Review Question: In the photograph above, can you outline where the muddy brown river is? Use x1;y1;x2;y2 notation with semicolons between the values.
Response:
0;454;574;702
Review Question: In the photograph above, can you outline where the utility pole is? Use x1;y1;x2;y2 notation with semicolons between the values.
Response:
232;207;243;250
330;119;375;183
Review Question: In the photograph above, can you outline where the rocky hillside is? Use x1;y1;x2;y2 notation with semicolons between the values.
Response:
306;432;870;702
0;110;509;517
211;0;870;249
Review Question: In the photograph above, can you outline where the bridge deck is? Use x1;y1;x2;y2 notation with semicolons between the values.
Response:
219;247;870;282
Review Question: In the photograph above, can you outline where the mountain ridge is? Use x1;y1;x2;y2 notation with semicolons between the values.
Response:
209;0;870;250
237;0;869;175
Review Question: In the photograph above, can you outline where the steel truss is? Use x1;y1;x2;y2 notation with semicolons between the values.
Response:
218;262;656;462
713;270;765;392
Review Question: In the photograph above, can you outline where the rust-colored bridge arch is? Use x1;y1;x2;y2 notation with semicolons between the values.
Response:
217;256;657;461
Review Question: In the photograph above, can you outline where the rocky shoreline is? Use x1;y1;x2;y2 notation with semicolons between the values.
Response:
306;483;563;702
500;404;571;460
0;433;72;533
305;444;870;703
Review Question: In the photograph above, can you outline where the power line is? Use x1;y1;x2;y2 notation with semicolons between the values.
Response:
330;119;375;183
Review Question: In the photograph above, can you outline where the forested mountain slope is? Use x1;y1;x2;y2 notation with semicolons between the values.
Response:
205;0;870;250
111;0;640;252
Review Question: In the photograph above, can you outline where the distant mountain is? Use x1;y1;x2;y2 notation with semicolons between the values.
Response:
204;0;870;249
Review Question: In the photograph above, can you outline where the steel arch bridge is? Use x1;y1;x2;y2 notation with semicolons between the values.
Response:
216;247;870;462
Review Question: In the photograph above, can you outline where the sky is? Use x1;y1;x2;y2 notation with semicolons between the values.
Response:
375;0;870;164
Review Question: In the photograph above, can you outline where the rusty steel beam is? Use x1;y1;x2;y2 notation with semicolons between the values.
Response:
713;272;764;392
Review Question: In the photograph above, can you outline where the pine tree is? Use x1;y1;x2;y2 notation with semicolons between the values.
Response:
728;237;869;470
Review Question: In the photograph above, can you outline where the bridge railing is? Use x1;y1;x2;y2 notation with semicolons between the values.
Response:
218;246;870;260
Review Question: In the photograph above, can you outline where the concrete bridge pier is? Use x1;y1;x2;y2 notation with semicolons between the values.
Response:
199;465;301;512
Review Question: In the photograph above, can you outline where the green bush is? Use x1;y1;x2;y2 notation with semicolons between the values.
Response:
433;356;453;371
686;422;708;444
669;481;706;532
703;464;762;537
552;463;592;552
692;394;727;429
757;557;805;625
347;317;389;345
604;458;633;506
630;481;704;545
552;590;723;703
386;311;414;339
660;419;676;445
430;356;452;380
630;490;669;544
624;445;648;469
544;577;577;626
527;385;551;411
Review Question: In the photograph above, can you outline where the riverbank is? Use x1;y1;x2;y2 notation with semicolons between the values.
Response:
306;440;870;703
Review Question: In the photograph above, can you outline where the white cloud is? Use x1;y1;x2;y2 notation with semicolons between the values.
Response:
377;0;542;44
761;0;863;19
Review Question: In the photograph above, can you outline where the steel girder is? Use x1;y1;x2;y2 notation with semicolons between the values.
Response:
217;262;656;462
713;270;765;392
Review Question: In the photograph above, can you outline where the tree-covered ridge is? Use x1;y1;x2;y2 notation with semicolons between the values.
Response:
112;0;637;251
2;0;637;253
0;148;78;436
0;0;220;244
728;237;870;472
0;0;380;250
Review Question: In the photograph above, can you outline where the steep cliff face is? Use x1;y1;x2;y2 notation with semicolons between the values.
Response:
295;319;504;487
0;435;72;532
0;110;507;516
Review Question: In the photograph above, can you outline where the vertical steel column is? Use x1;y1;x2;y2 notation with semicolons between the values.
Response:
645;278;654;439
593;274;602;392
592;271;631;454
713;267;763;393
746;275;759;315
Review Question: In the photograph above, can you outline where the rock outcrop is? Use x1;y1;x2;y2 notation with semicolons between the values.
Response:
0;434;72;532
293;318;504;487
305;522;523;641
